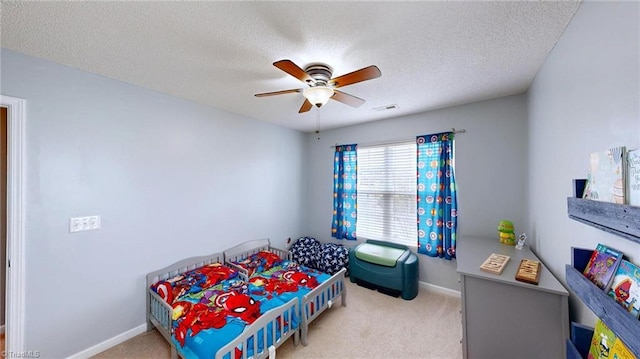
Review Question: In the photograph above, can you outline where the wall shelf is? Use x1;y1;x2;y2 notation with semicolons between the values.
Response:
565;198;640;358
565;263;640;356
567;197;640;244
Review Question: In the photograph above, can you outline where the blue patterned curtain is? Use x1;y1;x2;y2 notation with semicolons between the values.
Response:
417;133;457;259
331;144;357;240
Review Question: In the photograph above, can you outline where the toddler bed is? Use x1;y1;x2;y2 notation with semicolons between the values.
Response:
146;252;299;359
224;238;347;345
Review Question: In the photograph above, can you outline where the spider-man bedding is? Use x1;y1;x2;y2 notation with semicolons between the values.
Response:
228;252;333;311
150;262;298;359
248;260;331;300
229;251;330;284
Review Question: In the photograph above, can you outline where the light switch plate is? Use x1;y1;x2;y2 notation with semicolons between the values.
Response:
70;215;101;232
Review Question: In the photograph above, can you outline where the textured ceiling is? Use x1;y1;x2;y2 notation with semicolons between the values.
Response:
1;1;581;132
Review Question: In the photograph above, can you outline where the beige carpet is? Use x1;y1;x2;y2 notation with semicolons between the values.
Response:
93;280;462;359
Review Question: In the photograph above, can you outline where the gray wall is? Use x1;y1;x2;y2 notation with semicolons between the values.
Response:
304;94;528;291
527;1;639;326
1;49;308;358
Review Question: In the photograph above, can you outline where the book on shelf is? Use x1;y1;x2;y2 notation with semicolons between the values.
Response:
607;259;640;319
587;319;634;359
627;149;640;206
582;243;623;291
583;146;626;204
610;336;636;359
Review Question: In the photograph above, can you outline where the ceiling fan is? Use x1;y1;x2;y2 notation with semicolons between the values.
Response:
255;59;382;113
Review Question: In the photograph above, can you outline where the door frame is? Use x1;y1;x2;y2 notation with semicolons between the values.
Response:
0;95;26;352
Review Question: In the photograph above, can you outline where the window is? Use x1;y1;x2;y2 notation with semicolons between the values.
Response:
357;141;417;247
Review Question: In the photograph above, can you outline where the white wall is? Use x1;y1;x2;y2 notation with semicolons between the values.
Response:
527;1;639;326
1;49;308;358
305;94;528;291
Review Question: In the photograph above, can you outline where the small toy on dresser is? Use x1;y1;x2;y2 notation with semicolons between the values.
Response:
582;243;623;290
497;220;516;245
515;258;541;285
479;253;510;275
515;233;527;250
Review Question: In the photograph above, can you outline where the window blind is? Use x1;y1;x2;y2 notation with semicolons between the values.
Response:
357;141;417;247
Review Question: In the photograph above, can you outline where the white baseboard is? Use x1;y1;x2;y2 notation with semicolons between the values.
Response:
419;281;461;298
67;323;147;359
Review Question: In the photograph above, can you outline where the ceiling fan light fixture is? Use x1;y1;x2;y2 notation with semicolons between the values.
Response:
256;60;381;113
303;86;334;107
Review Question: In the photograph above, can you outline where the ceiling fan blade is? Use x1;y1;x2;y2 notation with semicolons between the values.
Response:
299;99;313;113
331;90;365;108
255;89;302;97
274;60;316;84
330;65;381;88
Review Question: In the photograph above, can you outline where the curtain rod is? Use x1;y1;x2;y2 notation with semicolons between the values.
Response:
330;128;466;148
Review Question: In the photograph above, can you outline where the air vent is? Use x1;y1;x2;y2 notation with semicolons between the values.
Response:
373;104;399;111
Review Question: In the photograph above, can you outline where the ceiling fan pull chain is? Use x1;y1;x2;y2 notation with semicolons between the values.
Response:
316;107;321;140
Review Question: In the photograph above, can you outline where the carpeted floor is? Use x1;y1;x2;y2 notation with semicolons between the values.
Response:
93;280;462;359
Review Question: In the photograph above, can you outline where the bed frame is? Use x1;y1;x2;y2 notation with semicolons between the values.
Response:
299;267;347;345
224;239;348;346
146;252;300;359
223;238;291;280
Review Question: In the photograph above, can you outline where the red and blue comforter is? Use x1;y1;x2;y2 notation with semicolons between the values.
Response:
229;251;333;313
150;262;298;359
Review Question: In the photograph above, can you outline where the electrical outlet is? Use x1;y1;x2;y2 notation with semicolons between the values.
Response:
88;215;101;230
70;215;101;233
81;217;90;230
70;217;83;232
